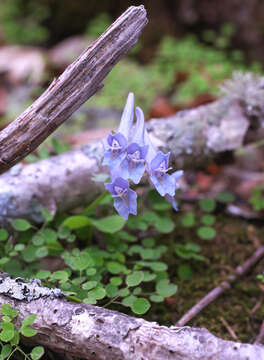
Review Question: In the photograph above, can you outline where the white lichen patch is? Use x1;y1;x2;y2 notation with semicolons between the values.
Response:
206;103;249;152
71;311;95;338
0;276;63;302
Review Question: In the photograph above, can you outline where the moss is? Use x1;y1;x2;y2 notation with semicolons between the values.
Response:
148;215;264;342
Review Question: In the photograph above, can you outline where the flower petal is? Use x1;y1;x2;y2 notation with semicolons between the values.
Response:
118;92;134;140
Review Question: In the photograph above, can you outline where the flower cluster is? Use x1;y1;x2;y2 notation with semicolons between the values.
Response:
103;93;183;219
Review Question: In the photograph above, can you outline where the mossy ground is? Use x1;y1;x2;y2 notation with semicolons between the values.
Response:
147;215;264;343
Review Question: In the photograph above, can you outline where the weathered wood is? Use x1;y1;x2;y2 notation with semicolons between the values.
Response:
0;5;148;174
0;95;253;225
0;292;263;360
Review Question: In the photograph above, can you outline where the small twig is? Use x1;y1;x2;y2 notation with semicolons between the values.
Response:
219;316;238;340
0;5;148;174
255;321;264;344
176;246;264;326
250;296;264;315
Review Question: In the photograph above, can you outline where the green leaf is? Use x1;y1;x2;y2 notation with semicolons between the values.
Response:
1;305;18;319
20;326;37;337
10;330;19;346
201;215;215;226
143;271;156;282
154;216;175;233
83;298;97;305
110;277;123;286
86;268;97;276
177;264;193;280
126;271;144;287
82;281;97;291
87;287;106;300
106;261;125;275
12;219;31;231
150;294;164;303
14;244;25;252
36;270;51;280
0;258;9;266
105;284;119;298
50;271;69;283
23;245;38;262
0;344;12;358
0;322;14;342
35;246;49;258
142;238;155;248
197;226;216;240
148;262;168;272
90;216;126;234
156;279;178;297
0;229;8;242
119;288;130;297
32;234;45;246
122;295;137;307
182;212;196;227
131;298;150;314
41;207;53;223
216;191;235;203
72;253;95;271
22;314;36;327
63;216;92;230
199;198;216;212
30;346;45;360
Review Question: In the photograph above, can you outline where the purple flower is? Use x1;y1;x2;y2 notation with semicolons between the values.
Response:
164;170;184;210
105;177;137;220
120;107;148;184
102;93;134;172
149;151;175;197
144;126;184;201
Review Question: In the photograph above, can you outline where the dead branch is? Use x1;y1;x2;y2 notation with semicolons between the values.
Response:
0;291;263;360
255;321;264;345
176;246;264;327
0;95;255;225
0;5;148;174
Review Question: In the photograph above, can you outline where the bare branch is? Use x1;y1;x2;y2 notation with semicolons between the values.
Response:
0;5;148;174
0;96;252;225
0;291;263;360
176;246;264;327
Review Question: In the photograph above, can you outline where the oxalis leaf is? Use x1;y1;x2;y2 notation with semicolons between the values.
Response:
89;216;126;234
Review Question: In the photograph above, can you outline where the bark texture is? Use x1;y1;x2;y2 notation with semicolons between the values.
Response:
0;293;263;360
0;5;148;174
0;95;255;225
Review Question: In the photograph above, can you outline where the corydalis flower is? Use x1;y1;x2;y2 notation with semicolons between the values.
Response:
103;92;183;219
102;93;134;171
105;177;137;220
120;107;148;184
144;124;184;201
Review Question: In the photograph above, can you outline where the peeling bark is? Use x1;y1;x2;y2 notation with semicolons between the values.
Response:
0;96;253;225
0;293;263;360
0;5;148;174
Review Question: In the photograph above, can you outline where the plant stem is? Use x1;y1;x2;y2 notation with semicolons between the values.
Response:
84;191;109;215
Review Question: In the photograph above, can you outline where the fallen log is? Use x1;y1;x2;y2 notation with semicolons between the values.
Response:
0;73;263;225
0;5;148;174
0;288;263;360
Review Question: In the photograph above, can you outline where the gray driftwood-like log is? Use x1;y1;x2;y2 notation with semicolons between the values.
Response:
0;292;263;360
0;5;148;174
1;72;264;225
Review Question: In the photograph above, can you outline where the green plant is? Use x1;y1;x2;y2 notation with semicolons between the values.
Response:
249;184;264;211
25;138;71;163
0;0;50;45
0;186;180;316
0;304;44;359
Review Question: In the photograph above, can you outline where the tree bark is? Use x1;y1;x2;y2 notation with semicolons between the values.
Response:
0;5;148;174
0;292;263;360
0;94;256;225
